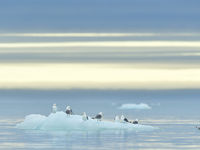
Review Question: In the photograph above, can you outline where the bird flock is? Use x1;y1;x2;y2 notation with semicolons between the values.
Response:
52;104;139;124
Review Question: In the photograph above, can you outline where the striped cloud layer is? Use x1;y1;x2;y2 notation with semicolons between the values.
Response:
0;32;200;89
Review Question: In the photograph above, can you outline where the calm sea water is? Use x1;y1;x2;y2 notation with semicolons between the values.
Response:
0;89;200;150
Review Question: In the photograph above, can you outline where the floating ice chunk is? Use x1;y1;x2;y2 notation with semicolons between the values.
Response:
16;111;155;131
118;103;151;110
16;114;46;130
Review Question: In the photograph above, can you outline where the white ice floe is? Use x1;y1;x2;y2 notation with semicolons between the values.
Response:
16;111;155;131
118;103;151;110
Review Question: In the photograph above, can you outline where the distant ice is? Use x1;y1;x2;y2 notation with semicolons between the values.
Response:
16;111;155;132
118;103;151;110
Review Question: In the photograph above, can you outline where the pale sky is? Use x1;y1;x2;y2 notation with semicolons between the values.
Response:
0;32;200;89
0;0;199;89
0;63;200;89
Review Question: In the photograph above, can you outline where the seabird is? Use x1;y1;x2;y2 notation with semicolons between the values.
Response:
65;106;73;115
132;119;139;124
93;112;103;121
114;115;120;122
52;104;57;113
121;115;129;123
196;126;200;130
82;112;89;121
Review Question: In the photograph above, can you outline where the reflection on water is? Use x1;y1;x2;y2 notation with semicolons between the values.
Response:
1;119;200;150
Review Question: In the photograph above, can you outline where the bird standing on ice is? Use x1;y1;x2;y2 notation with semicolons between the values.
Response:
196;126;200;130
52;104;57;113
82;112;88;121
121;115;129;123
132;119;139;124
93;112;103;121
65;106;73;115
114;115;120;122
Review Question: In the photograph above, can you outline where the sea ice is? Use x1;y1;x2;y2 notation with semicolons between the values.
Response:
16;111;155;131
118;103;151;110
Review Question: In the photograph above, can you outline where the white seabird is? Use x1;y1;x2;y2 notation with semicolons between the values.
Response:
114;115;120;122
65;106;73;115
82;112;89;121
52;104;57;113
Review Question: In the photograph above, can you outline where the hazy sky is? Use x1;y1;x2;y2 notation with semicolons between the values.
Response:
0;0;200;32
0;0;200;89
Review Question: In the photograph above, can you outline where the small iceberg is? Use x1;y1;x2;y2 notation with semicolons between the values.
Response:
16;111;156;132
118;103;151;110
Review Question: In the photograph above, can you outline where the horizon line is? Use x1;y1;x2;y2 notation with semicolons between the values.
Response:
1;32;200;37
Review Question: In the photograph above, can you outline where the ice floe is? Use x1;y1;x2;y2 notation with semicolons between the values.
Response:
118;103;151;110
16;111;155;132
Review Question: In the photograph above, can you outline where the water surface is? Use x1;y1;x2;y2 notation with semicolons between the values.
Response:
0;89;200;150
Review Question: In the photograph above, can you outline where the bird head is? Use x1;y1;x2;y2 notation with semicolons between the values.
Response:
121;115;125;120
66;106;71;110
